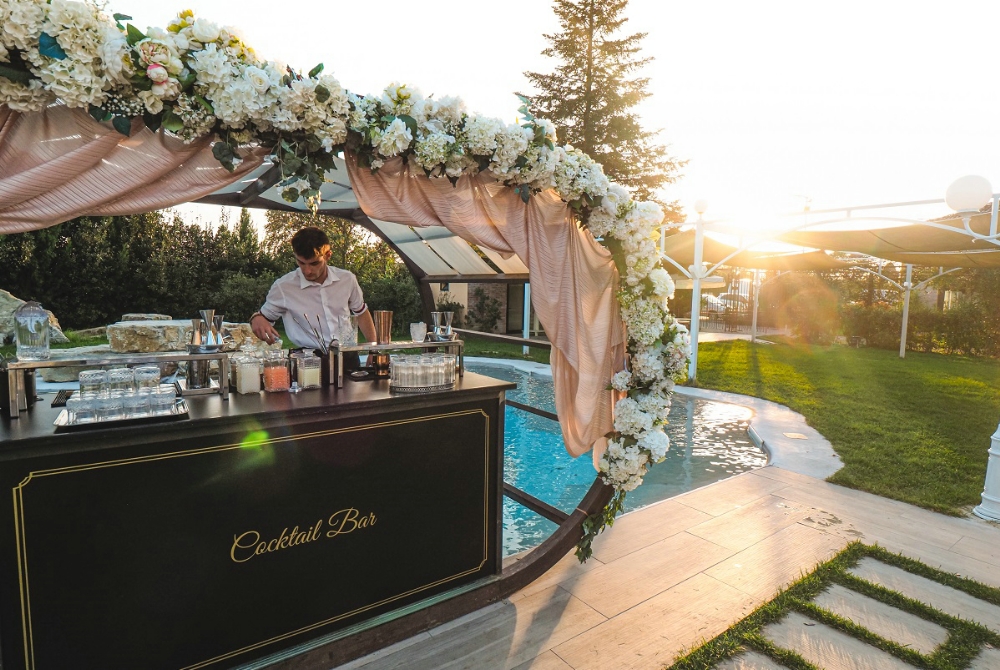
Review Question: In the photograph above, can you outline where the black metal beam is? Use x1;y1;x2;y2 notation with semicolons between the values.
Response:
452;328;552;350
503;482;569;525
421;274;528;284
506;400;558;422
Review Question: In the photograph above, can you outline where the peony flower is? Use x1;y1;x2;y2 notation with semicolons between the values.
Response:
138;89;163;114
136;39;173;66
151;78;181;99
146;63;169;83
191;18;221;44
375;117;413;157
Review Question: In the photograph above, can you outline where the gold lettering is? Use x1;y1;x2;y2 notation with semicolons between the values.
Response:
312;519;323;541
255;542;267;555
327;508;360;537
230;531;260;563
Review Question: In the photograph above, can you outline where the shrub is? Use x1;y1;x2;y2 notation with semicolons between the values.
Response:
435;292;465;328
467;287;503;333
211;272;277;322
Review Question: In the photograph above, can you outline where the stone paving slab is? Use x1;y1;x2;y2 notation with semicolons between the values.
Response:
762;611;917;670
849;558;1000;634
713;649;789;669
970;645;1000;670
812;583;948;656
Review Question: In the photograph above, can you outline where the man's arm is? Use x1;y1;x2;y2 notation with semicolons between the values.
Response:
250;312;281;345
357;310;377;343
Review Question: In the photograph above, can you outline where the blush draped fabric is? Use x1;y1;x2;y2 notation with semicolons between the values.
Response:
0;104;264;232
345;155;625;462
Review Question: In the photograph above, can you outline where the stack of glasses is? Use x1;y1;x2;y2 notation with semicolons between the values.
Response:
389;354;457;392
65;366;176;424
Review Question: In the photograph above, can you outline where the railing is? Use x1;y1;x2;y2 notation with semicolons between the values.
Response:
457;327;571;526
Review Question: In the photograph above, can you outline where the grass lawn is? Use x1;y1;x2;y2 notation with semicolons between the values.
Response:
695;340;1000;515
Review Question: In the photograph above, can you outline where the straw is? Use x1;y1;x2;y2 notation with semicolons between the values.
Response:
290;314;324;352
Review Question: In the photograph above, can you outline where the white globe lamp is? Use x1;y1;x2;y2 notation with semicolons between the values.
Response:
694;199;709;216
945;175;992;214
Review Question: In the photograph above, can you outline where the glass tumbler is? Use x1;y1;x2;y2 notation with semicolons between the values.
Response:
133;365;161;392
409;322;427;343
98;391;126;421
67;395;97;424
123;392;150;418
151;387;177;415
107;368;135;394
78;370;108;397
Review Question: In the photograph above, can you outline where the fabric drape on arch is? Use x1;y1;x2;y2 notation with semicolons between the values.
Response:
0;104;265;233
345;155;624;462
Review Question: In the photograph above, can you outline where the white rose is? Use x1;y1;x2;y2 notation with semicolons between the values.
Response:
244;66;270;93
146;63;169;83
138;90;163;114
171;32;190;51
151;78;181;99
191;18;220;44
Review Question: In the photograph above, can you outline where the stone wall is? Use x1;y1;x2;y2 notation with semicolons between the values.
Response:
106;320;256;353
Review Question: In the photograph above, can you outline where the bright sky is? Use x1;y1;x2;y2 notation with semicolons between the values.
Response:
111;0;1000;231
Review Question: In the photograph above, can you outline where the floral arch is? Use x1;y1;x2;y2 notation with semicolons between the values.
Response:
0;1;690;556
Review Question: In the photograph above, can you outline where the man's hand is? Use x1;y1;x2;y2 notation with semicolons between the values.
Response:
251;313;280;345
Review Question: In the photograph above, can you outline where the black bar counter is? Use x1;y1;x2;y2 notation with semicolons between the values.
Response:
0;373;514;670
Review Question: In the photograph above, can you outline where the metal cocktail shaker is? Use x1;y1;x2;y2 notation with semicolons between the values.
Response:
371;311;393;378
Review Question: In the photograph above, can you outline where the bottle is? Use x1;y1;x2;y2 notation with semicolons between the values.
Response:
263;350;291;392
14;301;50;361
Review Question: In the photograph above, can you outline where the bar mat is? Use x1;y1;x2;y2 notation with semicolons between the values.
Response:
51;389;74;407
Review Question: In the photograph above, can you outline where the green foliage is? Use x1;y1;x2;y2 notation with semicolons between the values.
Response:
695;340;1000;514
466;287;503;333
779;275;841;344
576;488;624;562
840;301;1000;357
210;272;277;322
522;0;684;216
361;267;423;336
435;292;465;328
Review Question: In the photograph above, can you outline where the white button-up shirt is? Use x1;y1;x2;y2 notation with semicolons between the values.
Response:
259;266;367;349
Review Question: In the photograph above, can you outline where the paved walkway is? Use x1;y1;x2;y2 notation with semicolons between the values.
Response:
334;369;1000;670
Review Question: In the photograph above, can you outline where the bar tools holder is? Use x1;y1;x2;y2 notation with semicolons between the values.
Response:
430;311;457;341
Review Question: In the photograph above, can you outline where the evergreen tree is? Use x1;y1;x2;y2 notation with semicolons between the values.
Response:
523;0;683;218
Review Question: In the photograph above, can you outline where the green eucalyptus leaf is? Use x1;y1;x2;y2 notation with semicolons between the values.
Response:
520;188;531;204
113;12;131;30
193;95;214;114
515;155;529;169
306;172;323;189
212;141;235;162
308;63;324;78
143;112;162;132
283;157;303;173
314;84;330;103
38;33;68;60
161;109;184;133
179;72;196;91
112;116;132;136
126;24;146;47
0;62;34;84
88;105;106;122
282;187;299;202
516;93;531;104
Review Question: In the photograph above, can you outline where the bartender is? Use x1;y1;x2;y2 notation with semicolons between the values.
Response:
250;227;377;352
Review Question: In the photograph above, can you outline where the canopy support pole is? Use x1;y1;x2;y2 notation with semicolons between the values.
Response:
974;423;1000;521
751;270;760;344
522;283;531;356
899;264;913;359
688;216;705;381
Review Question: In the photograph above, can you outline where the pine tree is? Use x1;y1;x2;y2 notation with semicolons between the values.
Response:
524;0;683;218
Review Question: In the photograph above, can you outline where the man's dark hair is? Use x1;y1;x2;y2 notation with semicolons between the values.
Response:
291;227;331;259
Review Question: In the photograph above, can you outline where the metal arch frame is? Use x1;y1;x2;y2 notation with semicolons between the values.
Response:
661;193;1000;379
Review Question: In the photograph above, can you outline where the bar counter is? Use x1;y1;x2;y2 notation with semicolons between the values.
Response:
0;372;515;670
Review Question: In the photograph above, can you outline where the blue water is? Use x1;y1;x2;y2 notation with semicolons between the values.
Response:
466;364;766;556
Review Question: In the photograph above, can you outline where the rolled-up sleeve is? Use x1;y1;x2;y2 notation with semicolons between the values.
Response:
260;280;285;322
348;275;367;315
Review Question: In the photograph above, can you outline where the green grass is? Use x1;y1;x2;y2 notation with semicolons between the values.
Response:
669;543;1000;670
0;330;110;358
694;340;1000;515
461;335;550;364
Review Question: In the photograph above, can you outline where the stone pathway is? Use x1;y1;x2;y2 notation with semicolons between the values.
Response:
716;556;1000;669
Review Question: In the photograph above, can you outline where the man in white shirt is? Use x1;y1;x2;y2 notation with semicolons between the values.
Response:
250;227;377;349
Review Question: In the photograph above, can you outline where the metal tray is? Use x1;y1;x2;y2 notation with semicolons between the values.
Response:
390;382;456;394
54;399;189;432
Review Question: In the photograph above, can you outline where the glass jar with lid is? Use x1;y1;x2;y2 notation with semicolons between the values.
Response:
263;350;290;392
14;301;50;361
296;352;322;389
232;355;262;394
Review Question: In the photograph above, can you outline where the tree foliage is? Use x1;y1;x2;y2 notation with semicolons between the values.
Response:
523;0;684;217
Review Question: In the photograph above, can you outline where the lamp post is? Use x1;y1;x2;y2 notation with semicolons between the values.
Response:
688;199;708;381
946;176;1000;521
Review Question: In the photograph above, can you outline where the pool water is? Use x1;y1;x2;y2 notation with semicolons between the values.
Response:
467;364;767;556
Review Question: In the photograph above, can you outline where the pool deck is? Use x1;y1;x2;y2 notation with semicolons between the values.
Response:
336;369;1000;670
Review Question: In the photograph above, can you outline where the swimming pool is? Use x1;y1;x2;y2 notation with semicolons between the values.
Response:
466;363;767;556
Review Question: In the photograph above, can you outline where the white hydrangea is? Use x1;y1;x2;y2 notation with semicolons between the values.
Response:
610;370;632;392
381;81;419;115
631;348;666;384
613;397;654;436
1;0;46;51
463;115;502;156
638;428;670;461
648;268;675;298
489;123;532;175
413;131;456;174
190;43;233;85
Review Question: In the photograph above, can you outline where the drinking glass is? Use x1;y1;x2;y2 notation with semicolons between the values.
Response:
123;392;150;418
107;368;135;394
133;365;161;391
67;395;97;424
409;322;427;343
79;370;107;397
151;387;177;415
98;391;126;421
442;354;457;382
337;315;358;347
